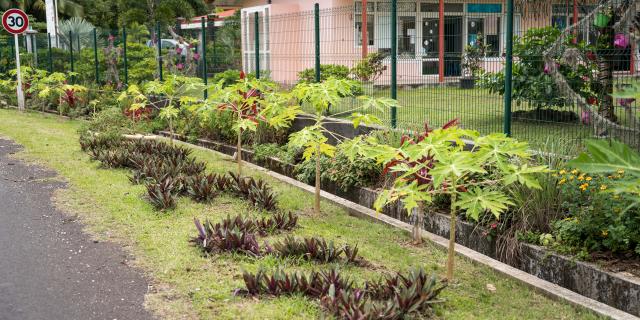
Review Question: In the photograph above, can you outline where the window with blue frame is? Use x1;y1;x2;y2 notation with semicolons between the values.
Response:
466;4;502;57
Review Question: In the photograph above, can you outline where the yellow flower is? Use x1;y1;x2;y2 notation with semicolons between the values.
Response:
571;169;578;175
600;185;607;191
585;177;592;181
559;169;567;175
558;178;567;185
569;175;575;180
601;230;609;237
608;175;614;179
578;175;585;181
579;183;589;191
617;169;625;175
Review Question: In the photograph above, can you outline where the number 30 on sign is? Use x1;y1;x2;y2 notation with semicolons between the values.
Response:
2;9;29;35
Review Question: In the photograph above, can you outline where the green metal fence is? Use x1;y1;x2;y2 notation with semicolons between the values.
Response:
242;0;638;151
1;0;638;152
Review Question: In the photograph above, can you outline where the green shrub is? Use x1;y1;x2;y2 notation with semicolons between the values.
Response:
253;143;299;164
298;64;351;83
294;143;381;191
74;42;156;85
211;69;243;87
551;169;640;256
479;27;597;109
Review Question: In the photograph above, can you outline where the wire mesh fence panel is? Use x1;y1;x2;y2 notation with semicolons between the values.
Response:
243;0;639;152
0;0;638;152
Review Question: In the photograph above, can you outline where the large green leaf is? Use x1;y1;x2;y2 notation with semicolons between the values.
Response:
456;187;514;221
568;140;640;176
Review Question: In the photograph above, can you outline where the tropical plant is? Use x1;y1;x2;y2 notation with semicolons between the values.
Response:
568;139;640;211
351;52;387;82
116;0;207;26
345;126;546;280
202;73;298;176
461;33;487;77
59;17;96;51
146;176;178;210
142;75;205;144
480;27;597;112
0;0;84;21
298;64;350;83
186;173;219;203
240;267;446;319
271;236;361;264
35;72;88;115
289;77;396;215
192;218;263;257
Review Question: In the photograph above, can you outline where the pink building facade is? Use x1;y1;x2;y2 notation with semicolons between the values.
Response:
239;1;607;85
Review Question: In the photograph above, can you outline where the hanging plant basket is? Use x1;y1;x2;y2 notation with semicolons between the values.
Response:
594;13;611;28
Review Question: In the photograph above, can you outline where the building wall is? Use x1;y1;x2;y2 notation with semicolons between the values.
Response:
241;1;595;85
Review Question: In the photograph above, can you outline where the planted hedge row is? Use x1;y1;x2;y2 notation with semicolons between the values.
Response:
79;132;447;319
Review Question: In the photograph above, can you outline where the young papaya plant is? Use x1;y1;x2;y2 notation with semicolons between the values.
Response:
202;73;299;176
117;84;148;121
289;77;396;215
35;72;87;115
345;126;546;280
143;75;205;145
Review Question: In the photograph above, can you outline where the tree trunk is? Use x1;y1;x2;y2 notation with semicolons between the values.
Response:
314;143;321;215
595;6;617;126
168;117;174;146
412;201;424;244
446;185;458;281
237;127;243;177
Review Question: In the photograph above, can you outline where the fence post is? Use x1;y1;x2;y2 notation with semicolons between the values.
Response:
503;0;514;136
69;31;75;83
390;0;397;128
0;39;3;73
30;34;37;68
123;27;128;86
254;12;260;79
93;28;99;84
47;34;53;73
201;17;208;99
156;22;163;81
314;3;320;83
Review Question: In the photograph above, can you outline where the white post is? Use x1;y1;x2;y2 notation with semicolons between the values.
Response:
14;34;25;111
45;0;59;47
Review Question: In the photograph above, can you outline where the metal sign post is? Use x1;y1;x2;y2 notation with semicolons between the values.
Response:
2;9;30;111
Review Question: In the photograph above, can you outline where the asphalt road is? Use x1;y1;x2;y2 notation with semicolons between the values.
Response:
0;138;154;320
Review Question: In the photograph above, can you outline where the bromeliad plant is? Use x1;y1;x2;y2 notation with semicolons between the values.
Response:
290;77;396;215
346;125;546;280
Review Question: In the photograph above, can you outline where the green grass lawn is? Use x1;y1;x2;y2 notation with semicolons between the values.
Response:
322;87;596;151
0;108;604;319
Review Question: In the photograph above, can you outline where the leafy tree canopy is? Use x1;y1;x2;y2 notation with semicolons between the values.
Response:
116;0;208;27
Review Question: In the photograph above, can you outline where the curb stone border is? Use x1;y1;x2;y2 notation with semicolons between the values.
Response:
157;132;638;320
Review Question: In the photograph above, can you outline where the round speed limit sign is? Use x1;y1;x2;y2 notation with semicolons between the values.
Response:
2;9;29;35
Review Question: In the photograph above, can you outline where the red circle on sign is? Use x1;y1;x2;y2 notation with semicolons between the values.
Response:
2;9;29;35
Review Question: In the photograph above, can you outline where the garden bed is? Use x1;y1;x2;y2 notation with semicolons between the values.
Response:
159;130;640;317
0;108;608;320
